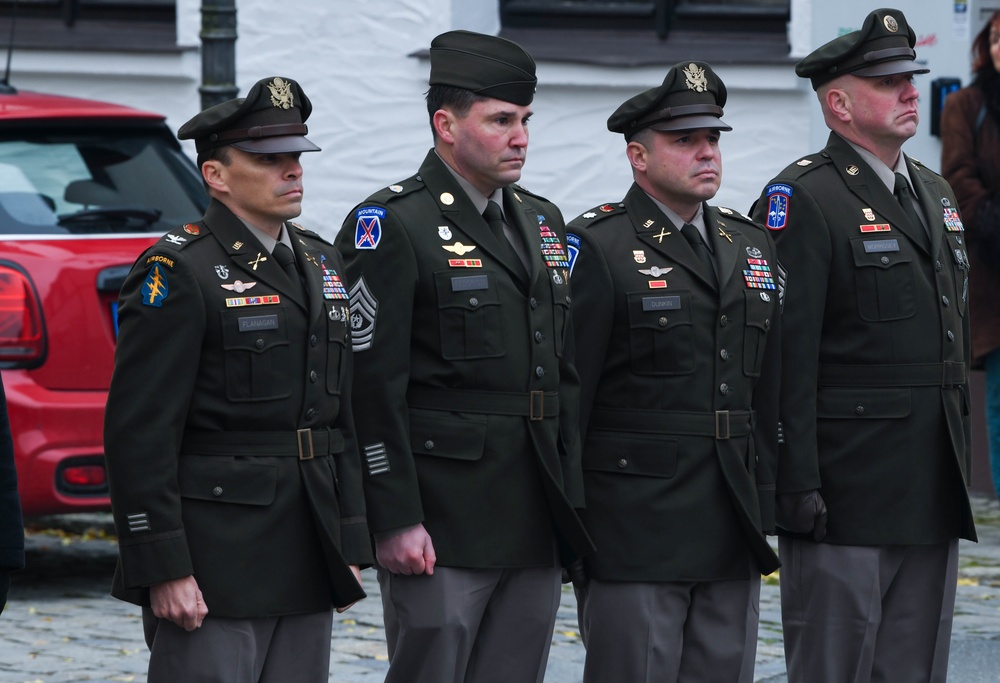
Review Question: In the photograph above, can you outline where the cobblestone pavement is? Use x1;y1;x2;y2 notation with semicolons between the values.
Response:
2;495;1000;683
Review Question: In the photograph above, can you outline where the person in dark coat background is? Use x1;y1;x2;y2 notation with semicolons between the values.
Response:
0;378;24;615
335;30;593;683
104;76;371;683
750;8;976;683
941;10;1000;500
567;61;780;683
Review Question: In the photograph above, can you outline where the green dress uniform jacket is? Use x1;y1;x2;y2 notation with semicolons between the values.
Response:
335;151;593;568
750;132;977;546
105;199;371;617
569;184;780;581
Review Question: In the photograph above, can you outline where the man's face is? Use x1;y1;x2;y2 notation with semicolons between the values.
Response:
842;73;920;147
443;98;532;196
633;128;722;214
205;148;305;228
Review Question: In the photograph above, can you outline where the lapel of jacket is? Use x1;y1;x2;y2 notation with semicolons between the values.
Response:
204;200;307;309
705;206;744;290
418;152;527;282
288;225;328;320
825;134;931;255
906;155;946;258
627;184;716;290
503;185;540;286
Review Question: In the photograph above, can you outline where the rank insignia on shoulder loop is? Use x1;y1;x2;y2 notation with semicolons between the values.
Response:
633;250;647;264
221;280;257;293
438;225;452;240
183;223;200;235
943;207;964;232
566;233;581;276
443;242;477;256
141;264;169;307
583;212;597;219
764;184;792;231
215;264;229;279
389;184;403;193
796;159;812;167
355;207;385;250
165;234;186;245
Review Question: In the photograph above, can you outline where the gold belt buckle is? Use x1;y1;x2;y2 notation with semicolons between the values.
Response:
529;391;545;421
297;428;315;460
715;410;730;440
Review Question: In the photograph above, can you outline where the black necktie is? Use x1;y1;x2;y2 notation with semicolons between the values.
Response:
272;241;306;301
893;172;927;236
483;200;526;276
680;223;716;283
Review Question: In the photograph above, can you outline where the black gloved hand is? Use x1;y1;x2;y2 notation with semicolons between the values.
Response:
776;490;828;541
562;558;588;592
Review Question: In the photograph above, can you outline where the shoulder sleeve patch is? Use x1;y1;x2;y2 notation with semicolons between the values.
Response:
566;232;581;276
764;184;793;231
141;263;170;307
354;207;386;250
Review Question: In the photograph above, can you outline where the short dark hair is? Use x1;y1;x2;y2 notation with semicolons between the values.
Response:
196;145;232;190
426;85;486;138
972;10;1000;76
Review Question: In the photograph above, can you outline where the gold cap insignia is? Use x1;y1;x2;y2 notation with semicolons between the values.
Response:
440;192;455;206
883;15;899;33
443;242;477;256
267;77;294;109
683;63;708;93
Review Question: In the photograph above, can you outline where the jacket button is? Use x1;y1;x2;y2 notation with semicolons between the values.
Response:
947;331;955;341
424;440;434;450
617;458;628;468
212;486;223;497
942;296;950;307
535;331;544;342
658;317;668;326
881;256;890;265
764;319;771;329
720;349;729;360
720;383;730;395
469;297;479;307
855;404;865;416
529;298;538;309
535;366;545;378
309;370;319;383
720;315;729;326
936;261;943;271
255;338;265;349
305;408;316;419
310;335;318;347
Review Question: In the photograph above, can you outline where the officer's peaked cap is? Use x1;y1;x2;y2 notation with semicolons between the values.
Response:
178;76;321;154
796;8;930;90
607;61;731;140
429;30;537;106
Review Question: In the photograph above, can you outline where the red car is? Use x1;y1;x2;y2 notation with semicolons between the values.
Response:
0;86;208;516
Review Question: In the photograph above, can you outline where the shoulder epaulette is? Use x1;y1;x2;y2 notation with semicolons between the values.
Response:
155;223;206;251
568;202;627;230
779;152;831;180
715;206;761;229
367;176;424;204
290;221;333;247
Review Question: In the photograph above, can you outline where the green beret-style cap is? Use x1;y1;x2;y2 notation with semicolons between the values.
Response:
607;61;731;140
429;30;537;106
796;7;930;90
177;76;320;154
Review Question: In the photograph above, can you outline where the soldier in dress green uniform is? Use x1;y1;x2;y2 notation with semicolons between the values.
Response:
335;30;593;683
105;76;371;683
567;61;780;683
749;8;977;682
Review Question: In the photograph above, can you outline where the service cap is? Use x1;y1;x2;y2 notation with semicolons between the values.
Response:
429;30;537;106
607;61;731;140
177;76;320;154
795;8;929;90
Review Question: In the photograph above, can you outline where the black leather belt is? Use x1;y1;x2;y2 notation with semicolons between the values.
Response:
589;407;755;440
819;361;967;388
181;428;344;460
406;386;559;421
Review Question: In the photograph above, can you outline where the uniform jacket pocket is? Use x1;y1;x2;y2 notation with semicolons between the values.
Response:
220;308;292;401
434;272;506;360
409;408;488;461
178;457;277;505
626;291;694;376
816;387;912;419
583;431;679;478
850;237;916;322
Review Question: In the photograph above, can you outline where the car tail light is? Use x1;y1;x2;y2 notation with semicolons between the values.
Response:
0;264;45;366
56;457;109;496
